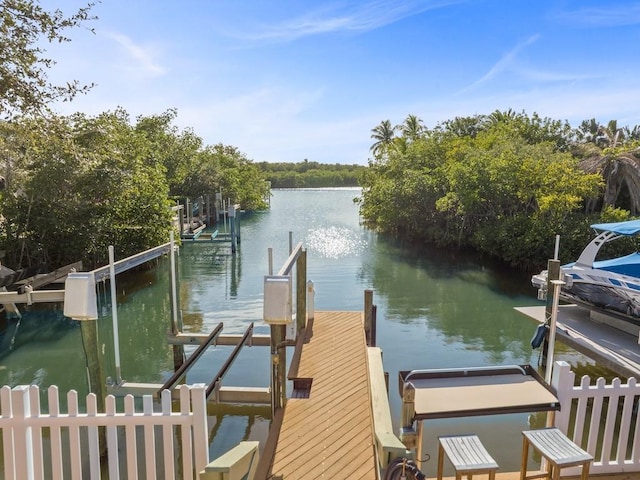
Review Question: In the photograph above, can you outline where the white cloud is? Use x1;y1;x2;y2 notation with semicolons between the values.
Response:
230;0;468;42
556;3;640;27
459;35;540;93
106;32;167;78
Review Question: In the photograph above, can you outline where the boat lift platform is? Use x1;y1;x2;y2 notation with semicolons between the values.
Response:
516;304;640;379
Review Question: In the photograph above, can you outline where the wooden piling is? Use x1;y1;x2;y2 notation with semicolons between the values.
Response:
270;325;287;417
80;320;106;411
364;289;374;346
542;259;561;368
296;249;307;335
236;207;241;244
80;318;107;455
229;204;237;254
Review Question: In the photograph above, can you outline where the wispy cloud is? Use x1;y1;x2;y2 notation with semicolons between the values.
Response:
107;32;167;77
458;34;540;93
234;0;467;42
556;3;640;27
515;67;599;83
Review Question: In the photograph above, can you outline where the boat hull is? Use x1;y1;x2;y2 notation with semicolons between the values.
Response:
532;266;640;326
532;220;640;328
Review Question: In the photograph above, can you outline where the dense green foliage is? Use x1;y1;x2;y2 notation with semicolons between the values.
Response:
0;110;270;270
257;160;364;188
360;112;640;270
0;1;270;272
0;0;96;118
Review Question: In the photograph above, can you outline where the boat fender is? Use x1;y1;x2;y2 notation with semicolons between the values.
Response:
530;323;548;349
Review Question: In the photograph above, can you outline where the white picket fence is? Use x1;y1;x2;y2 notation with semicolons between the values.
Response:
552;360;640;475
0;383;209;480
3;362;640;478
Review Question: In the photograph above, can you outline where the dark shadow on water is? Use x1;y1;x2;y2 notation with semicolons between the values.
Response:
0;307;77;360
375;234;535;297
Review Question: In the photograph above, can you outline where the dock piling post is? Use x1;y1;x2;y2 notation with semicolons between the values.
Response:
542;260;561;368
80;320;106;413
65;272;106;415
229;204;237;254
307;281;315;322
169;231;185;370
364;289;374;346
545;279;564;385
108;246;122;385
270;325;287;416
296;249;307;335
236;206;241;244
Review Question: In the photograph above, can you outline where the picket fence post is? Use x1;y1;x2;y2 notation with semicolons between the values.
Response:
551;360;574;433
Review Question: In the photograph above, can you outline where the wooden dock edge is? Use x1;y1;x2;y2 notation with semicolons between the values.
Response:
367;347;408;470
252;407;284;480
199;441;260;480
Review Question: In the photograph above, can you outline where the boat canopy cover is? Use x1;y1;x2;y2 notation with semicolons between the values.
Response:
594;252;640;277
591;219;640;236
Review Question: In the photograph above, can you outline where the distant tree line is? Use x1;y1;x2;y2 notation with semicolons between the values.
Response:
257;160;364;188
360;111;640;271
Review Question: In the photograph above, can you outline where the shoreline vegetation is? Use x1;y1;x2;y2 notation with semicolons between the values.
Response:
358;112;640;272
2;2;639;275
3;108;639;275
257;160;364;189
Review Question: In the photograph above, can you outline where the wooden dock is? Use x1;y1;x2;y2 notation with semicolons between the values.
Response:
262;311;377;479
515;304;640;379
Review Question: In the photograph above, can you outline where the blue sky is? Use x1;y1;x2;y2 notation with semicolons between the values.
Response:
45;0;640;165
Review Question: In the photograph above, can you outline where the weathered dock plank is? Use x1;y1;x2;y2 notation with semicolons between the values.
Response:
268;310;377;479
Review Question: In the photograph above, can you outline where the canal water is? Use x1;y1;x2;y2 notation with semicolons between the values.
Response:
0;188;613;474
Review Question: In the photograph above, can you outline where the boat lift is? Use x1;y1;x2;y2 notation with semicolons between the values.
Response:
96;234;270;404
152;322;264;404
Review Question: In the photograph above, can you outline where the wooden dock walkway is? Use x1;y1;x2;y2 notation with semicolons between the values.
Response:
265;310;377;479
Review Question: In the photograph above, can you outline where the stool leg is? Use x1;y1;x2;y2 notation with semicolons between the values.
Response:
520;438;529;480
437;444;444;480
552;465;560;480
581;462;590;480
489;470;496;480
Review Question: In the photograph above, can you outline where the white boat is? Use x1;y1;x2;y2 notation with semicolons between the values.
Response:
532;219;640;324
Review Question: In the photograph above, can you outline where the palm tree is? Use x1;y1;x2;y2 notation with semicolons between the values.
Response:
577;119;624;148
577;118;600;144
370;120;397;158
440;115;488;138
400;114;424;142
488;109;517;125
580;149;640;215
598;120;625;148
624;125;640;142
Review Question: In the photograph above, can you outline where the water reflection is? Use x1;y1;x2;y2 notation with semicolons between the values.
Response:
361;235;540;364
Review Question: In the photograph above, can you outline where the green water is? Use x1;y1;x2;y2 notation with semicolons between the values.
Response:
0;188;610;474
